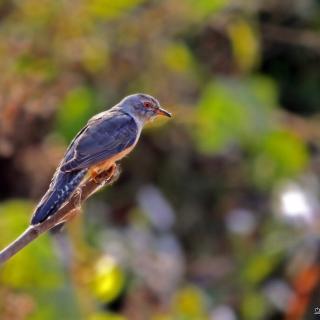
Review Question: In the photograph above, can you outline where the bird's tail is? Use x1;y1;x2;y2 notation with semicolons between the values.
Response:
31;169;88;225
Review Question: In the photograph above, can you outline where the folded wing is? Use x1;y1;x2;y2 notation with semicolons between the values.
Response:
60;112;138;172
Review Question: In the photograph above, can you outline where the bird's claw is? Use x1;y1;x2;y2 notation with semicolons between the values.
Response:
91;164;118;185
73;188;82;209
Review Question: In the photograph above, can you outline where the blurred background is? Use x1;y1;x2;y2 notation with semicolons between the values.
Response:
1;0;320;319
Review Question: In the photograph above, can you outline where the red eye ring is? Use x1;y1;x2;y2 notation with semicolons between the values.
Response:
144;101;152;108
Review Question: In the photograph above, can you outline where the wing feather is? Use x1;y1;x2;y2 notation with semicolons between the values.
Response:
60;112;138;172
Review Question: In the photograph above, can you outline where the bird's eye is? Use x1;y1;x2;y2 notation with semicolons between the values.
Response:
143;101;152;108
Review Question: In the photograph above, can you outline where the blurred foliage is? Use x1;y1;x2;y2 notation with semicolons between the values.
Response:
57;86;97;140
1;0;320;319
91;256;126;303
196;77;277;152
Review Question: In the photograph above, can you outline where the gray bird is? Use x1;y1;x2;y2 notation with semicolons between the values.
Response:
31;93;171;225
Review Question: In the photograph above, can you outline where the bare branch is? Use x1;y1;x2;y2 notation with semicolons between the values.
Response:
0;166;120;264
262;23;320;54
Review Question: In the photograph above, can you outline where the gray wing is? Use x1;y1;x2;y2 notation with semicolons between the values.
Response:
60;111;138;172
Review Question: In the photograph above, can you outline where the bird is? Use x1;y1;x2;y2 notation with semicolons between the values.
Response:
31;93;171;225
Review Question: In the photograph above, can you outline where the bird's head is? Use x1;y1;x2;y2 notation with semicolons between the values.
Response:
118;93;172;123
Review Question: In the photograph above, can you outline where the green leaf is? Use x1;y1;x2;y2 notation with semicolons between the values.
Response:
0;200;62;289
195;77;277;152
56;86;96;141
187;0;229;17
252;130;308;187
163;43;194;73
88;0;144;20
241;292;267;320
0;200;81;319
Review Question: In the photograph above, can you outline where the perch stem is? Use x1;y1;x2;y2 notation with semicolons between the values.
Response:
0;166;119;264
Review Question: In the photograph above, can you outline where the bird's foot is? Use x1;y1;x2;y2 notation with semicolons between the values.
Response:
73;187;83;209
91;164;118;185
90;168;101;184
106;164;117;182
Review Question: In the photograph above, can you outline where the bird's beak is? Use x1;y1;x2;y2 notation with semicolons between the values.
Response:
156;107;172;118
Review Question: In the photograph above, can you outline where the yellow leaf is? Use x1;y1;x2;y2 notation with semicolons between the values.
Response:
228;19;260;72
91;256;125;303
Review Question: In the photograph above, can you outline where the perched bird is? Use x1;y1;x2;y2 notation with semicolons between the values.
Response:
31;93;171;225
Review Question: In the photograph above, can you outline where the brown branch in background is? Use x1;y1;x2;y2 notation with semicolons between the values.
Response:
261;23;320;54
0;165;120;264
279;110;320;141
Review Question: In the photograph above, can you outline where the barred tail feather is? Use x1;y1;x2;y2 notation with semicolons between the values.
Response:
31;169;87;225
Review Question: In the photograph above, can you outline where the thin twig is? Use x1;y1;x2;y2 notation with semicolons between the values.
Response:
0;166;120;264
262;23;320;54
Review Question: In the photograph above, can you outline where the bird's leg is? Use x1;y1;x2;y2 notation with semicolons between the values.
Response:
106;163;117;182
73;187;83;210
90;168;101;184
90;163;117;185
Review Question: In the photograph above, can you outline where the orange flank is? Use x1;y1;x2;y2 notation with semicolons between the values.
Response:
89;144;136;182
